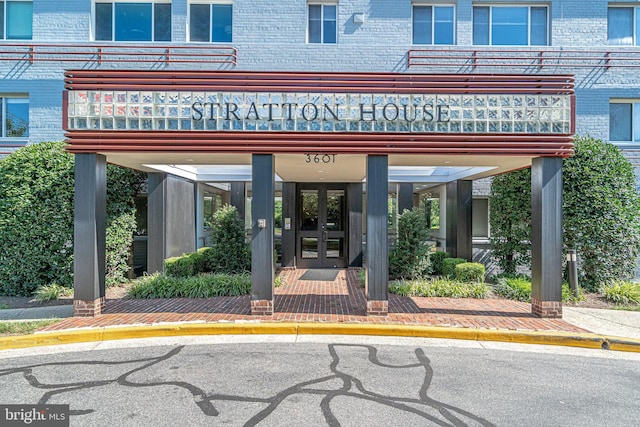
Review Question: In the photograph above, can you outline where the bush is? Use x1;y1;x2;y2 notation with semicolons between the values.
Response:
442;258;466;278
165;254;197;277
494;276;582;303
455;262;485;283
127;272;251;299
430;251;449;275
389;278;491;299
34;283;73;302
389;208;431;279
206;205;251;274
0;142;144;295
563;136;640;291
601;281;640;305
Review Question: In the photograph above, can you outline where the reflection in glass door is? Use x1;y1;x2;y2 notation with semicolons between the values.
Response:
297;184;347;268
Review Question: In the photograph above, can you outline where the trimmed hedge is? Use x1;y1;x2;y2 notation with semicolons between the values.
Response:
442;258;466;278
0;142;144;296
165;247;211;277
455;262;485;283
430;251;449;275
127;272;251;299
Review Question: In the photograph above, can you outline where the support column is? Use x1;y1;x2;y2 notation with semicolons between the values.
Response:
281;182;296;268
147;173;167;274
73;154;106;317
531;157;563;318
251;154;275;315
366;155;388;316
397;183;414;215
230;181;246;225
148;173;196;273
348;183;363;267
445;180;473;260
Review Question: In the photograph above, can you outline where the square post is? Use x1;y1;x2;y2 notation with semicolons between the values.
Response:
73;154;106;317
445;180;473;260
366;155;388;316
531;157;563;318
251;154;275;315
397;182;414;215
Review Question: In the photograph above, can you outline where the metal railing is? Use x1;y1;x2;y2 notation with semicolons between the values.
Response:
407;48;640;70
0;43;237;66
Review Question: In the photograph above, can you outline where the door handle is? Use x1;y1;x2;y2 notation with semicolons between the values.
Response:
322;230;328;242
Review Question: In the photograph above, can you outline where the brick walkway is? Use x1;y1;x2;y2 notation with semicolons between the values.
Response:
41;269;586;333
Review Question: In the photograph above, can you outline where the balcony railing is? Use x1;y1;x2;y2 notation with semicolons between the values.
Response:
0;43;237;66
408;48;640;70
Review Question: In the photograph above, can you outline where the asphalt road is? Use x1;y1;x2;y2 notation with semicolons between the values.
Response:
0;337;638;427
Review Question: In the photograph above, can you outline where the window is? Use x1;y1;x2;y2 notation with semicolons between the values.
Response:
1;1;32;40
610;101;640;143
94;1;171;42
608;7;640;46
189;2;233;42
308;3;337;44
472;198;489;238
473;5;548;46
413;5;455;45
1;97;29;138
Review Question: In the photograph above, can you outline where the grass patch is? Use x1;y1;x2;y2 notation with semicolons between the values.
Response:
34;283;73;302
0;319;60;336
493;276;583;303
601;280;640;305
127;272;251;299
389;277;491;299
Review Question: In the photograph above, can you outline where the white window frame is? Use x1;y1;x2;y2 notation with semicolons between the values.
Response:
411;4;457;45
187;0;234;43
1;0;33;41
0;96;29;139
610;100;640;145
307;2;338;44
92;0;172;42
607;6;639;46
472;4;549;46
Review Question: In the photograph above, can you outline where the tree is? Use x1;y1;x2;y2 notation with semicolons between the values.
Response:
206;205;251;273
389;207;431;279
489;168;531;275
0;142;144;295
563;135;640;290
489;136;640;290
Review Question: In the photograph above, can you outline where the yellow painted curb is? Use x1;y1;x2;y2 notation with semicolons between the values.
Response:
0;322;638;353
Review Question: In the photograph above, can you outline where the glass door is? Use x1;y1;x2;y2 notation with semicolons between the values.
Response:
297;184;347;268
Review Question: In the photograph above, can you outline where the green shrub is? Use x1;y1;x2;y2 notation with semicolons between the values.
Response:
442;258;466;278
601;281;640;305
389;208;432;279
165;254;197;277
358;269;366;287
127;272;251;299
455;262;485;283
389;278;490;299
430;251;449;275
34;283;73;302
494;276;582;303
0;142;144;295
206;205;251;274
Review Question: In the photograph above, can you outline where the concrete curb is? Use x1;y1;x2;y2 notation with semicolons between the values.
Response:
1;322;640;352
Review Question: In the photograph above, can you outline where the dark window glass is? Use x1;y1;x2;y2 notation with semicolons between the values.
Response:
434;6;454;45
96;3;113;41
0;2;5;40
472;7;489;45
413;6;432;44
5;99;29;138
6;1;32;40
308;5;321;43
610;103;632;141
211;4;232;42
115;2;152;41
154;3;171;41
530;7;547;45
608;7;633;46
492;7;527;45
190;4;210;42
323;5;336;43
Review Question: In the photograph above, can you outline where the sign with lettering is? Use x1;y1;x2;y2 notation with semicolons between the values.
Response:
66;91;571;134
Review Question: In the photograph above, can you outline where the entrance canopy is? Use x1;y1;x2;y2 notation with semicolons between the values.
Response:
64;71;575;180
